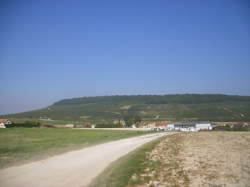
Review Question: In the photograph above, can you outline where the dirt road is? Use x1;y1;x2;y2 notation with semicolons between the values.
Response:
0;132;173;187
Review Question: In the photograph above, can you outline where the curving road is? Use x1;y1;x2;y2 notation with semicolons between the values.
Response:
0;132;175;187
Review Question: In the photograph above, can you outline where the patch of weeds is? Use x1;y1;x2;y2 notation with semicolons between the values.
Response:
89;136;166;187
126;133;190;187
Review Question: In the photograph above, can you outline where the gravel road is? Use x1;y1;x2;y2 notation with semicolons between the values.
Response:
0;132;174;187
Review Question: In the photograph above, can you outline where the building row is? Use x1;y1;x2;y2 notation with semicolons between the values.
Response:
166;121;212;131
138;121;212;131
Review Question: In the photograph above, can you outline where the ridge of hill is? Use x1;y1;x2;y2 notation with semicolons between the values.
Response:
2;94;250;122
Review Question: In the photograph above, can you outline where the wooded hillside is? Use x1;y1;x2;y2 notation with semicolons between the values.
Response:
2;94;250;122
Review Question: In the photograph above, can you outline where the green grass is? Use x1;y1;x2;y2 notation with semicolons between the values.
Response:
90;133;191;187
0;128;152;168
89;135;166;187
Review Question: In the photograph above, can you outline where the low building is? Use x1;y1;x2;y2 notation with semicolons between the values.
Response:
137;121;168;130
167;122;212;131
65;124;74;128
137;122;156;129
166;123;175;131
0;119;12;128
136;122;148;128
152;122;168;131
147;122;156;129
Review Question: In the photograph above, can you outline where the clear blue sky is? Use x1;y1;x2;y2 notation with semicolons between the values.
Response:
0;0;249;114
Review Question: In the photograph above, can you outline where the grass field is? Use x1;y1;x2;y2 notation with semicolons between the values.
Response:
0;128;152;169
91;132;250;187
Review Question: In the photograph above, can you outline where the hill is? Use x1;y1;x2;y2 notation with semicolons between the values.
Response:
2;94;250;123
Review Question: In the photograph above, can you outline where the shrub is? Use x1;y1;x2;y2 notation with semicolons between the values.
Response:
5;121;40;128
95;123;123;128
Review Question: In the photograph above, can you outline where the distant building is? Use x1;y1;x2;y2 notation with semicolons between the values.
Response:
131;124;137;128
136;122;149;128
146;122;156;129
167;122;212;131
152;122;168;131
0;119;12;128
65;124;74;128
137;121;168;130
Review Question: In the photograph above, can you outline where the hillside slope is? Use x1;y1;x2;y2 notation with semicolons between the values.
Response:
2;94;250;122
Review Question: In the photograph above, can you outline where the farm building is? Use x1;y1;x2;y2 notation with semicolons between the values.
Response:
0;119;12;128
167;122;212;131
138;122;168;130
151;122;168;131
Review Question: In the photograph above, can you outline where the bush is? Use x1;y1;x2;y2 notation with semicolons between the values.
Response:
5;121;41;128
95;123;123;128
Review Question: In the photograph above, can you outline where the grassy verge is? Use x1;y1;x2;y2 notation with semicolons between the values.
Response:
0;128;152;168
127;133;189;187
90;133;190;187
89;135;168;187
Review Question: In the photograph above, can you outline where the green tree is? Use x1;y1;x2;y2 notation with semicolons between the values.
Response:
123;115;134;127
123;115;142;127
134;115;142;123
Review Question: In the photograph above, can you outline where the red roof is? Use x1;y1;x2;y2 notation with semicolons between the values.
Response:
0;119;10;123
155;122;168;127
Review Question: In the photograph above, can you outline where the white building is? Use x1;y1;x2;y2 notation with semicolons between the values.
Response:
195;122;212;131
0;119;12;128
167;122;212;131
65;124;74;128
166;123;175;131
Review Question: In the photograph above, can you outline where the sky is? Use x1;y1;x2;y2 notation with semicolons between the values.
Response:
0;0;250;114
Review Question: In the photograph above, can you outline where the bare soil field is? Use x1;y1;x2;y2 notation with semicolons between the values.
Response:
182;132;250;187
127;132;250;187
